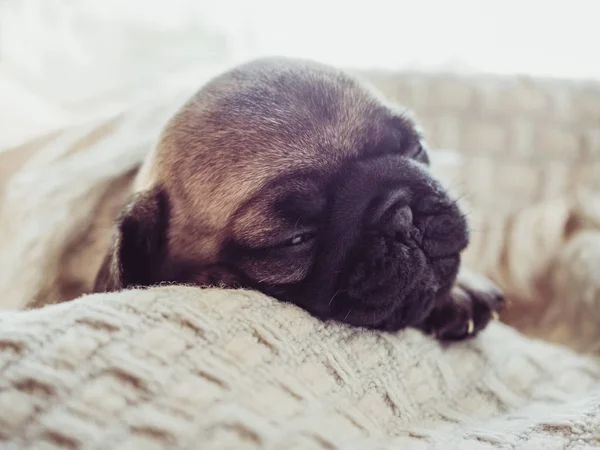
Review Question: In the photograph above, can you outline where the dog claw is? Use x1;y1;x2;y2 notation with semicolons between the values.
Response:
491;310;500;321
467;319;474;335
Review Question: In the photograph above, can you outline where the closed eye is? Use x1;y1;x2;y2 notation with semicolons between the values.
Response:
281;231;316;247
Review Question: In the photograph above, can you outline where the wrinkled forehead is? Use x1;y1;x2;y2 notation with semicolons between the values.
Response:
137;60;420;223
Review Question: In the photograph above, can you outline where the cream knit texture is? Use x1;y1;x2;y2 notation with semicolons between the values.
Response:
2;286;600;449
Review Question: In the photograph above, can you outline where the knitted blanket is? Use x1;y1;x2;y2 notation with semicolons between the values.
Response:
2;286;600;449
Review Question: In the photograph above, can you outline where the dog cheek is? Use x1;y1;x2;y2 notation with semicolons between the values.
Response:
237;256;312;285
352;237;427;297
344;238;408;302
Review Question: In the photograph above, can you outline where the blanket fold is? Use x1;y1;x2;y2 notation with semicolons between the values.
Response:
2;286;600;449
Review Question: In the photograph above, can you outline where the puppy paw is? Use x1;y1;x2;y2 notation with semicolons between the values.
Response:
422;271;505;341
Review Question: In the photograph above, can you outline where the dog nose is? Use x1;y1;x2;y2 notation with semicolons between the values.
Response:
367;191;415;239
380;206;414;238
368;190;410;227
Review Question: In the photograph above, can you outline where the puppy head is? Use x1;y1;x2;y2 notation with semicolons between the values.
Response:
95;57;468;331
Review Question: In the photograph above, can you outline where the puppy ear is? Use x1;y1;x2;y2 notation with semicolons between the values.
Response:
93;187;169;293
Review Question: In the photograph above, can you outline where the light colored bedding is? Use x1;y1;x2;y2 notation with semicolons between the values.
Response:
2;286;600;449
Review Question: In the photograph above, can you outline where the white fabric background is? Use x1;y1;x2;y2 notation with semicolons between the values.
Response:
1;0;599;149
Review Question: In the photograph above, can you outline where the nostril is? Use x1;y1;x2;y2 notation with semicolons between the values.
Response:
367;190;410;227
390;206;413;231
381;206;414;239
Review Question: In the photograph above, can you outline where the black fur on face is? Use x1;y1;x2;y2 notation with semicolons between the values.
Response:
225;155;469;332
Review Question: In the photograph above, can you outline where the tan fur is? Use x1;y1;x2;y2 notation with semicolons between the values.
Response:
133;59;399;267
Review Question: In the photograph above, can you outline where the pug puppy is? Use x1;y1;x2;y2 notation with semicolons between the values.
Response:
94;57;504;340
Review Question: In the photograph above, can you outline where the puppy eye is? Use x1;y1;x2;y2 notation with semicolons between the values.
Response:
285;232;315;247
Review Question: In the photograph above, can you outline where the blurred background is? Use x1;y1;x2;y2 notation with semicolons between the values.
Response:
1;0;599;149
